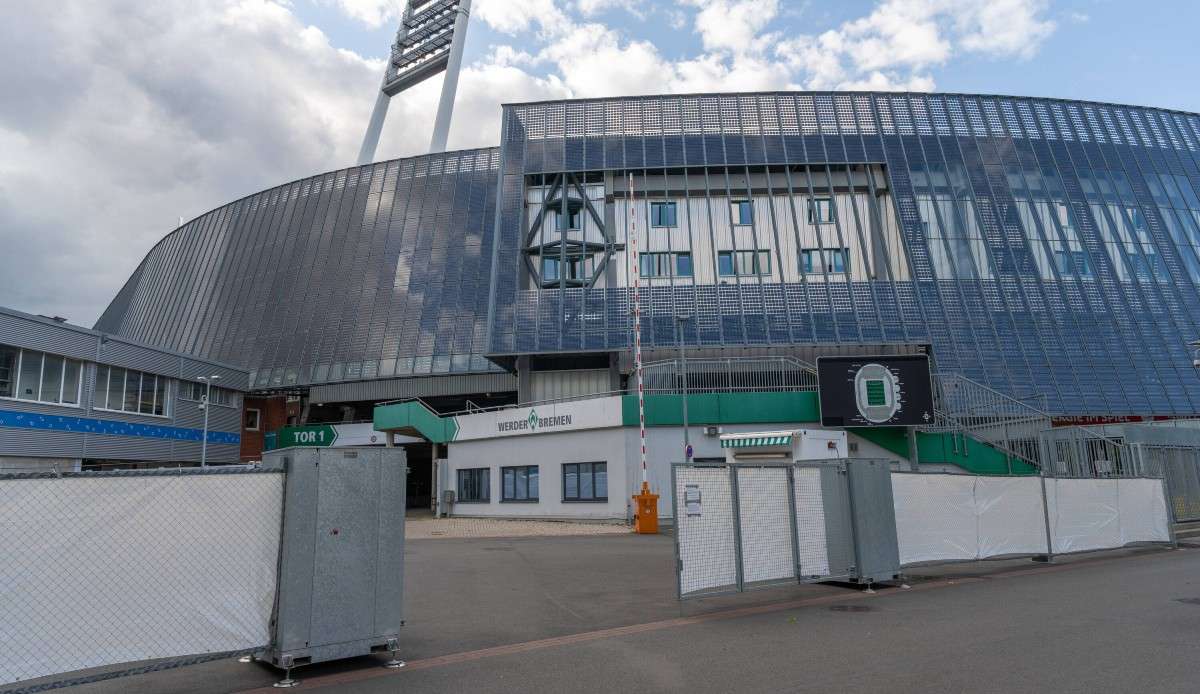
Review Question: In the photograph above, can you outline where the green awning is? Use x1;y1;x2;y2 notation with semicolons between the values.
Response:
720;435;792;448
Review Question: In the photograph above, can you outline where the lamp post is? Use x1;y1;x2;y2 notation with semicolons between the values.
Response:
675;314;691;462
197;375;220;467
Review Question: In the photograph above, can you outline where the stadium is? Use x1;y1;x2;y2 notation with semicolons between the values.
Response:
78;90;1200;516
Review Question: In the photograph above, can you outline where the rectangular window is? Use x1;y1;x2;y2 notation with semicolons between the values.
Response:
244;408;261;431
556;209;582;231
807;197;835;224
0;346;15;398
62;360;81;405
717;251;736;276
563;462;607;502
502;465;539;502
106;367;125;411
720;250;771;276
17;351;42;401
651;201;677;227
92;365;170;416
179;381;234;407
41;354;64;404
457;468;490;502
801;248;850;274
1;346;83;406
675;252;693;277
138;373;156;415
731;199;753;225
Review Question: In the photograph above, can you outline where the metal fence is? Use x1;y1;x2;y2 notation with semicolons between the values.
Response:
642;356;818;394
0;467;284;692
671;460;874;599
1133;444;1200;522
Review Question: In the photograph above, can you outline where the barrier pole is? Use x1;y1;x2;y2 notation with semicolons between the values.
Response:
629;172;658;533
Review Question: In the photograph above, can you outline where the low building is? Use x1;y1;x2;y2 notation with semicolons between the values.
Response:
0;307;247;471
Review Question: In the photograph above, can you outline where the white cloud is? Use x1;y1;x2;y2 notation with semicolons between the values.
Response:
776;0;1056;90
327;0;405;28
683;0;780;54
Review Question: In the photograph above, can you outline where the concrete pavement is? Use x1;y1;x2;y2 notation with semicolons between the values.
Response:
65;535;1200;694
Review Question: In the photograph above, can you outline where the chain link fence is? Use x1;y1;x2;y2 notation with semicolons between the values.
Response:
0;467;284;691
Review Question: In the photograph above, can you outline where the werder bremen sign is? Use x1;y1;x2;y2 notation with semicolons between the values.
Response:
496;408;573;433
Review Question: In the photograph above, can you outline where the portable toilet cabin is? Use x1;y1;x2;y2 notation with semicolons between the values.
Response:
719;429;848;463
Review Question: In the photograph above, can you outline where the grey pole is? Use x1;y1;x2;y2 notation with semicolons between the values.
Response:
428;0;472;153
677;315;691;461
357;91;392;166
199;375;219;467
356;1;415;166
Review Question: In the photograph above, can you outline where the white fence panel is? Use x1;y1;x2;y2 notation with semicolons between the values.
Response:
1046;478;1120;553
0;472;283;687
1116;478;1171;545
975;477;1047;558
792;467;830;577
736;467;795;585
674;466;737;596
892;473;976;564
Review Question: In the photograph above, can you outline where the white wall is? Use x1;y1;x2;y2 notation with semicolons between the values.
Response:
445;428;629;520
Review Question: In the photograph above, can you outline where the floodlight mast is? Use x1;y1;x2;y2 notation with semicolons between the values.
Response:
356;0;473;165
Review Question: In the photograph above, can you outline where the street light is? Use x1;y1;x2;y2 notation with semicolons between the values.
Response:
675;314;691;462
197;375;221;467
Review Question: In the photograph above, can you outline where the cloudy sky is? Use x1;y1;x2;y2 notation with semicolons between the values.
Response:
1;0;1195;326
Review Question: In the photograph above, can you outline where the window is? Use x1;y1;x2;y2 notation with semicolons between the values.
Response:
244;408;262;431
93;365;169;416
730;199;753;225
457;468;490;502
651;201;677;227
675;252;693;277
563;462;607;502
1053;250;1092;277
807;197;835;224
0;346;83;406
718;250;771;276
0;347;15;398
639;252;692;278
801;248;850;274
180;381;236;407
502;465;539;502
556;208;582;231
541;255;590;282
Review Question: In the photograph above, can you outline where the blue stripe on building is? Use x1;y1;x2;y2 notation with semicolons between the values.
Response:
0;409;240;445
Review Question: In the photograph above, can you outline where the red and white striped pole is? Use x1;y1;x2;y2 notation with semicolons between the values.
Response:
629;172;647;487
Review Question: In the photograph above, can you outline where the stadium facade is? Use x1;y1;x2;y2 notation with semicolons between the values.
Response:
96;92;1200;418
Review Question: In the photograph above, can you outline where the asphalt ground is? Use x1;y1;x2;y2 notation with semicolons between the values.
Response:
60;534;1200;694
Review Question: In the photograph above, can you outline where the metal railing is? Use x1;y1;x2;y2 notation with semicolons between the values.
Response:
640;356;818;394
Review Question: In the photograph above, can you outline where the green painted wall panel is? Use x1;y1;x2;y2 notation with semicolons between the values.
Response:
621;391;820;426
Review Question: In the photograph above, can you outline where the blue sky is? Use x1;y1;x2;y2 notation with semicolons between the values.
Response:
292;0;1199;113
2;0;1197;325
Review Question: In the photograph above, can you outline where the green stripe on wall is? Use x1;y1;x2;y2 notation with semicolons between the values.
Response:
621;391;821;427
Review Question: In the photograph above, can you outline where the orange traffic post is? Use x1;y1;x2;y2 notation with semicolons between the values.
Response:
632;481;659;534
